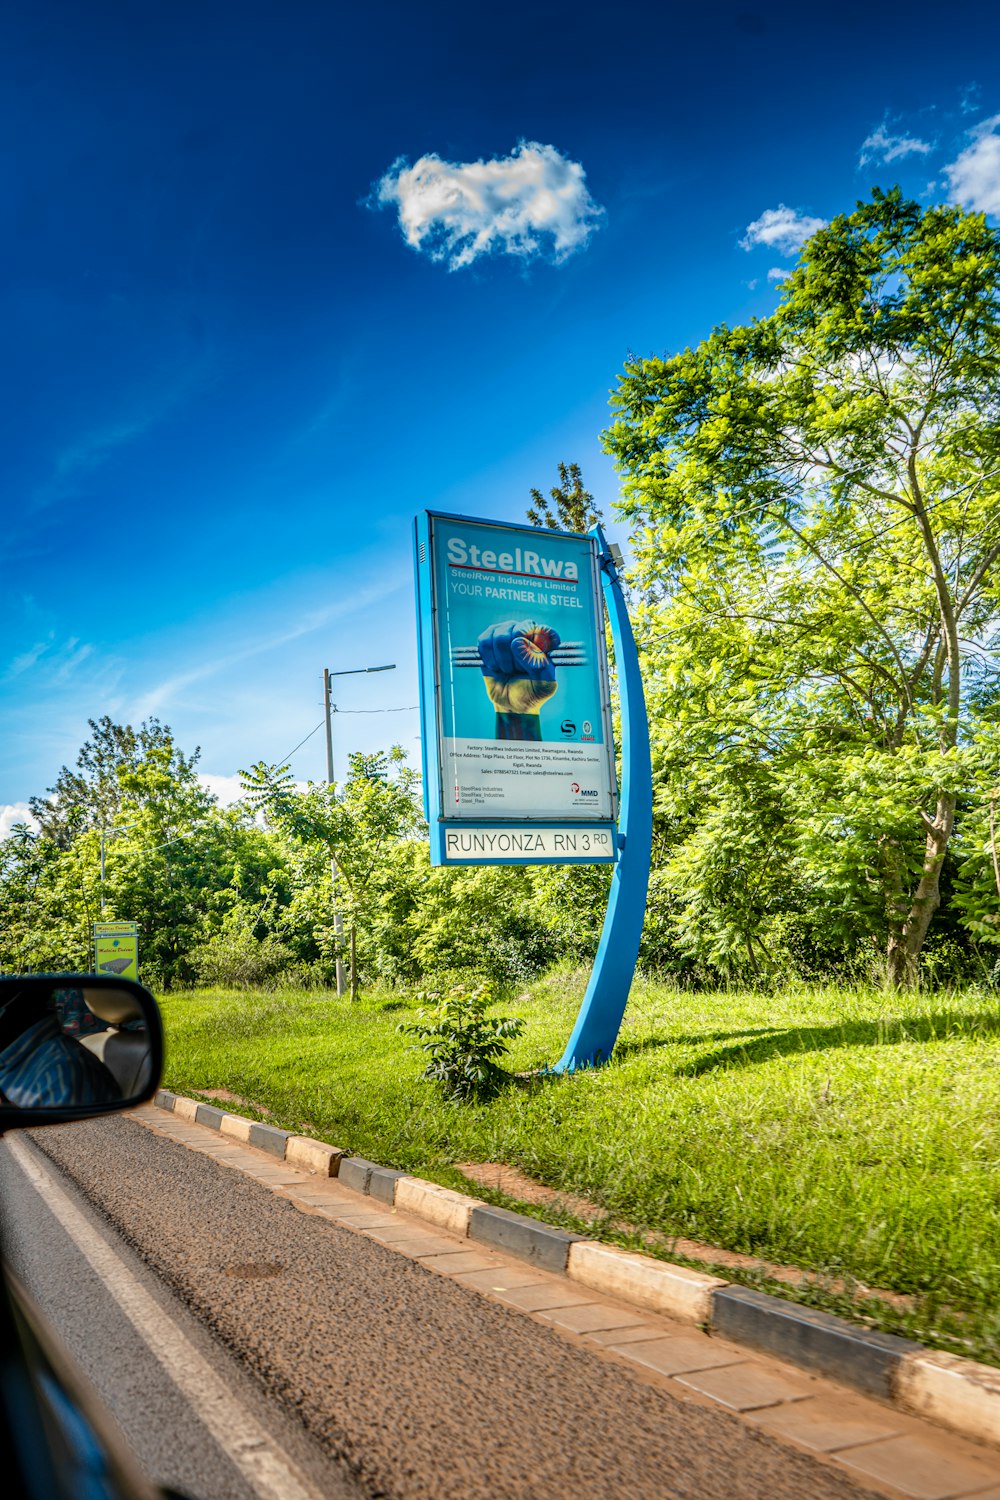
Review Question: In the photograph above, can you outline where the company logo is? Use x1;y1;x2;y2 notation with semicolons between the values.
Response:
446;536;579;580
571;782;599;799
560;719;576;736
582;719;593;736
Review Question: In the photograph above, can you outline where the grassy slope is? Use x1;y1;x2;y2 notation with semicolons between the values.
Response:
158;972;1000;1364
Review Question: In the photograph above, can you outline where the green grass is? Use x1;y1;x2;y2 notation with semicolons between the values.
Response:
157;971;1000;1365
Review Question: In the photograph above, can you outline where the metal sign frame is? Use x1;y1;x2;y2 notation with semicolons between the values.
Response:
414;510;653;1070
414;510;619;866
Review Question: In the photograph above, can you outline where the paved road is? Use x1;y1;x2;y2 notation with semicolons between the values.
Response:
6;1117;880;1500
0;1132;362;1500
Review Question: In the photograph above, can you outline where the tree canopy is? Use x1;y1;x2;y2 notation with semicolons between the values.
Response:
29;716;203;848
604;189;1000;984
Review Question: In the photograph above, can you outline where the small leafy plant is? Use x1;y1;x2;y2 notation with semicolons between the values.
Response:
400;983;525;1103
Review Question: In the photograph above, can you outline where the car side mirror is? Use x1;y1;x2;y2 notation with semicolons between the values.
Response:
0;975;163;1131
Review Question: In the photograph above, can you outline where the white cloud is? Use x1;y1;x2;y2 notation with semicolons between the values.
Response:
198;772;246;808
53;640;94;683
199;772;309;813
4;638;52;679
859;122;932;167
374;141;604;269
960;83;982;117
946;114;1000;218
740;204;827;256
767;267;791;283
1;803;38;839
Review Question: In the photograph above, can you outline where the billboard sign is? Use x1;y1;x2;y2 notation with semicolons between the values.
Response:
93;921;139;980
414;511;618;865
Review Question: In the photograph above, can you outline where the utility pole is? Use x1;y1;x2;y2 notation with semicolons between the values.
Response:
323;667;346;996
322;662;396;997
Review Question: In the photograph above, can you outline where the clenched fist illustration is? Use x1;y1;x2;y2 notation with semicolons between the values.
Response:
477;621;560;741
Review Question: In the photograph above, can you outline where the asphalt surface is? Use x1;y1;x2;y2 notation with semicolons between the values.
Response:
15;1116;881;1500
0;1132;362;1500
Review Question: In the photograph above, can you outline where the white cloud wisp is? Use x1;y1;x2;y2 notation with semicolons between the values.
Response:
741;204;827;257
946;114;1000;218
374;141;604;269
859;123;932;167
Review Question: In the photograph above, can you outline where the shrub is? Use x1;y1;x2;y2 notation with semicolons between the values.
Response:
400;983;525;1103
189;930;294;990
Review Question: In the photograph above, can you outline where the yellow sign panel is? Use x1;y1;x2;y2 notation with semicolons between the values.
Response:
93;922;139;981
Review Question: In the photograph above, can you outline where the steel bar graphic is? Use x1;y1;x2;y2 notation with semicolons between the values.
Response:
451;643;587;666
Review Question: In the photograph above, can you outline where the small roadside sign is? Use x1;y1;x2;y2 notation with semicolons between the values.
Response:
93;921;139;980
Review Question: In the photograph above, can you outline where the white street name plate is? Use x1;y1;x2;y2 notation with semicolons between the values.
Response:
442;825;616;862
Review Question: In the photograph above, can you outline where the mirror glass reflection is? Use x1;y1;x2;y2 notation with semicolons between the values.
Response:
0;984;153;1110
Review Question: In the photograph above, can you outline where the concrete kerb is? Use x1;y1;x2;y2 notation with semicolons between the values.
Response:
568;1241;725;1324
470;1203;582;1271
151;1090;1000;1449
395;1176;481;1234
286;1135;343;1177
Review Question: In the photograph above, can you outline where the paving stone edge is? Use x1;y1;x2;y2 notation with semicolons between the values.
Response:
151;1090;999;1448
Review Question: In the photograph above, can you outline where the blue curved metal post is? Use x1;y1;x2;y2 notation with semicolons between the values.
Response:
552;527;652;1072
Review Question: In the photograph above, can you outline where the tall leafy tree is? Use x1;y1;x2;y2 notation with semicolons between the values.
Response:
527;461;603;532
3;718;232;984
29;716;202;848
605;190;1000;985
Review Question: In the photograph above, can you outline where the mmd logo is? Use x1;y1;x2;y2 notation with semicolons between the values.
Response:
571;781;580;793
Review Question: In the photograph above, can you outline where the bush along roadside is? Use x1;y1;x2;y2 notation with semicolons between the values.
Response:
399;983;525;1104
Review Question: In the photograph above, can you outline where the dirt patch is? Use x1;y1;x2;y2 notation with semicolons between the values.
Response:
454;1161;914;1314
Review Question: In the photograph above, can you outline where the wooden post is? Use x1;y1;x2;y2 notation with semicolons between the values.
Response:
350;925;358;1002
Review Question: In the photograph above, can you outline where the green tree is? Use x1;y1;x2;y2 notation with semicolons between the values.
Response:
240;747;424;985
605;189;1000;986
0;719;284;987
29;716;202;848
527;461;603;532
0;823;68;972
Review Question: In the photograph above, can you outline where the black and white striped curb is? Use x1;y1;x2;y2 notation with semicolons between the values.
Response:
153;1090;1000;1449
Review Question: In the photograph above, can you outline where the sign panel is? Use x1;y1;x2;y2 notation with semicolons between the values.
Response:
93;921;139;980
442;825;617;863
415;511;618;865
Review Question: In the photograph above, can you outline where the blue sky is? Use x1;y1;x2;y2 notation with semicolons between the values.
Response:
4;0;1000;831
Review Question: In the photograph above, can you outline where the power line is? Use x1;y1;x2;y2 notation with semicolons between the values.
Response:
332;705;418;714
278;719;324;764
